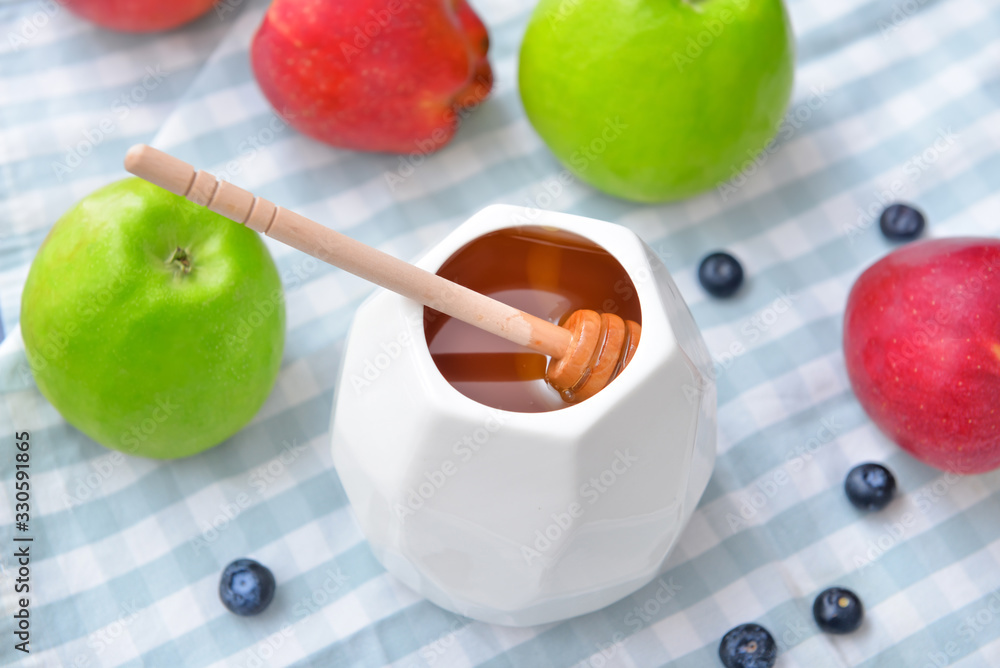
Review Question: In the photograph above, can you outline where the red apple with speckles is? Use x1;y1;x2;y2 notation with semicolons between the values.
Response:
250;0;492;154
63;0;218;32
844;238;1000;473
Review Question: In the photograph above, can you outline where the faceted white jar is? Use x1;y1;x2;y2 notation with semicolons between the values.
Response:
331;205;716;626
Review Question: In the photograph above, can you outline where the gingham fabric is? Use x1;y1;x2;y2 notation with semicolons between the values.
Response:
2;0;1000;665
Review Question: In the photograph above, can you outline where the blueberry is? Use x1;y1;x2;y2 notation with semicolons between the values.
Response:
813;587;864;634
879;203;925;241
719;623;777;668
699;251;744;298
219;558;275;616
845;462;896;511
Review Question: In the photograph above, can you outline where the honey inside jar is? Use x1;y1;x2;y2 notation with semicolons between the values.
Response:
424;226;642;412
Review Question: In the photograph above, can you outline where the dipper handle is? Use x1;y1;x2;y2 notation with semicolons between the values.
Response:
124;144;572;358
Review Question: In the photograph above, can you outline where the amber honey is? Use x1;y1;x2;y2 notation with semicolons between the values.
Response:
424;226;642;412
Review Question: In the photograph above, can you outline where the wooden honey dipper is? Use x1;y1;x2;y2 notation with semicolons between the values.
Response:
124;144;640;403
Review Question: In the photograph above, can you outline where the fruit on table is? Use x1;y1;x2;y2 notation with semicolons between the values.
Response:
251;0;493;153
699;251;745;298
220;559;276;616
62;0;218;32
879;202;926;242
719;623;777;668
20;178;285;459
844;462;896;511
813;587;864;634
843;238;1000;473
519;0;794;202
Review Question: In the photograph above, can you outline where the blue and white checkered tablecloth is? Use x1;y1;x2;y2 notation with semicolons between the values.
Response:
2;0;1000;665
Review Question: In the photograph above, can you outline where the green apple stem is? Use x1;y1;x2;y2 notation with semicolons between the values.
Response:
168;247;192;274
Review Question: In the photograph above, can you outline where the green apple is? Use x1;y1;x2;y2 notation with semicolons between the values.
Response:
20;178;285;459
518;0;794;202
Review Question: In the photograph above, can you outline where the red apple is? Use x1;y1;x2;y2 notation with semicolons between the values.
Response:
63;0;218;32
844;238;1000;473
250;0;493;153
